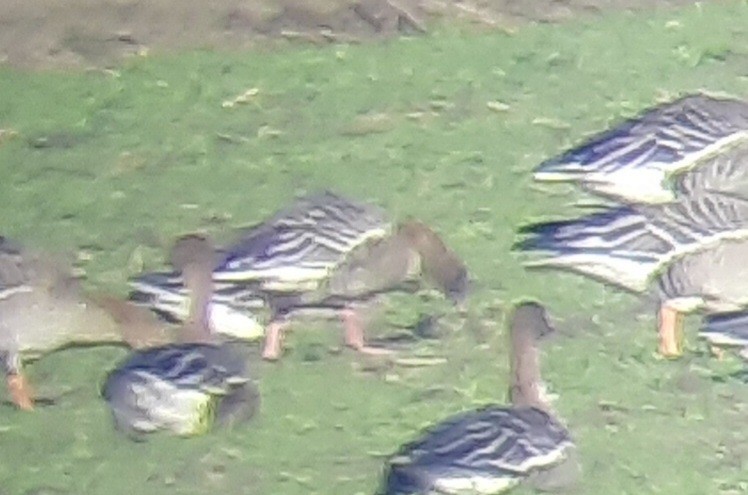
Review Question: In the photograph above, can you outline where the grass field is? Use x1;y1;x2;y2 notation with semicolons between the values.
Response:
1;2;748;494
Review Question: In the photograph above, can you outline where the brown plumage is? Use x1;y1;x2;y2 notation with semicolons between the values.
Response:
169;234;217;344
315;220;468;303
263;220;470;360
1;233;218;410
88;295;176;349
508;301;555;413
397;220;469;304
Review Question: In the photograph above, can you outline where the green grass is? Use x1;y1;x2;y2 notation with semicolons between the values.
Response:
2;1;748;494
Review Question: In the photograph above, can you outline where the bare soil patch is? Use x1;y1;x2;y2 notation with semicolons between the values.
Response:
0;0;700;70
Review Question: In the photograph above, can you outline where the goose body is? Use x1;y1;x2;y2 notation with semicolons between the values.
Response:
656;238;748;315
533;93;748;203
217;190;392;291
129;191;391;335
131;192;469;361
103;343;258;438
383;406;572;495
515;191;748;293
381;303;574;495
655;238;748;356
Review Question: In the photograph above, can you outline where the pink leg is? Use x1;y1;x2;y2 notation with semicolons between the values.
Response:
262;321;287;361
7;373;34;411
342;307;365;349
657;303;683;358
340;307;393;356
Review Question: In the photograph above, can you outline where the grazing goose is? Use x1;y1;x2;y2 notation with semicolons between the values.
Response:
129;191;390;347
262;219;470;360
380;302;575;495
103;234;259;438
0;237;178;410
130;192;469;361
533;93;748;204
102;342;258;438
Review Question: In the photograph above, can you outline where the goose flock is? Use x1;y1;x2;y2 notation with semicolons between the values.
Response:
2;90;748;494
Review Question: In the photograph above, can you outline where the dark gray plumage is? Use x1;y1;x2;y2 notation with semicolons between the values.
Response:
103;343;258;438
380;302;574;495
533;93;748;203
